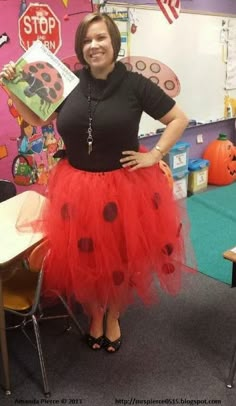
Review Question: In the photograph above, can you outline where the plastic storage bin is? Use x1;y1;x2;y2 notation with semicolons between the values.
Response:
173;170;189;200
188;158;209;194
164;141;190;175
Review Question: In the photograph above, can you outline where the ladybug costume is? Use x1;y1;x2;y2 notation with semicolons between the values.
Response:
35;62;196;313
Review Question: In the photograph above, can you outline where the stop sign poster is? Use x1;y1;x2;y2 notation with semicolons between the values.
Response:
18;3;62;54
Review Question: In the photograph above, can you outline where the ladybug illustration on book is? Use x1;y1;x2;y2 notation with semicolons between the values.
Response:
13;61;64;112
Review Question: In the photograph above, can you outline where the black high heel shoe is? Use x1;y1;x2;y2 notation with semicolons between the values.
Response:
103;319;121;353
103;335;122;353
86;334;104;350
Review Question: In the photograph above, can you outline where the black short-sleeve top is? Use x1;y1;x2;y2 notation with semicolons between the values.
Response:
56;61;175;172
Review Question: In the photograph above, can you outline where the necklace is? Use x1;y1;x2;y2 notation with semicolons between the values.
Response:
87;82;100;155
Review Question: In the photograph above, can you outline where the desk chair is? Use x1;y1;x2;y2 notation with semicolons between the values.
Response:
3;240;84;397
0;179;16;203
226;345;236;388
0;179;17;395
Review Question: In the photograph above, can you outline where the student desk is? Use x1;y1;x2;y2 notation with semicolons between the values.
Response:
223;247;236;288
0;191;45;395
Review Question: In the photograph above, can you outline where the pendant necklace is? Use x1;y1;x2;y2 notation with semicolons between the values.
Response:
87;81;100;155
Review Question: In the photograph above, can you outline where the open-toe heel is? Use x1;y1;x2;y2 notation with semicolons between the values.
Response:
103;318;121;353
103;335;122;353
86;334;104;350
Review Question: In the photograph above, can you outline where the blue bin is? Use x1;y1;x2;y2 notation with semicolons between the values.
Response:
188;158;209;171
164;141;190;175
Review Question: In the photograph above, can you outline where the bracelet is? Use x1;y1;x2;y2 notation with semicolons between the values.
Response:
154;145;165;158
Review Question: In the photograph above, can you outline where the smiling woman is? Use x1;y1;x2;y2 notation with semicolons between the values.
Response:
0;11;197;355
82;22;116;79
75;12;121;79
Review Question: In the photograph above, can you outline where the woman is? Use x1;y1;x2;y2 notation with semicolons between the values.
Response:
0;12;196;353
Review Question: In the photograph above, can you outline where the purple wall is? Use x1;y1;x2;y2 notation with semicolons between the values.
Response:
111;0;236;15
140;119;236;158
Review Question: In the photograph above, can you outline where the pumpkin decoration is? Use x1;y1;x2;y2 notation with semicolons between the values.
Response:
159;160;174;189
203;134;236;185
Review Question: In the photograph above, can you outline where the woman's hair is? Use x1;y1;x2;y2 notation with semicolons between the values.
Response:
75;12;121;65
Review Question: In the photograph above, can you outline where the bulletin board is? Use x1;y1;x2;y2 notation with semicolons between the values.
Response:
0;0;92;189
106;5;236;133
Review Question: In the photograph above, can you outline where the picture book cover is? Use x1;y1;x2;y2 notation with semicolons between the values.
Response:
2;40;80;121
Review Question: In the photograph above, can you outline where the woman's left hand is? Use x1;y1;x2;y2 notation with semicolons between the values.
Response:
120;150;160;171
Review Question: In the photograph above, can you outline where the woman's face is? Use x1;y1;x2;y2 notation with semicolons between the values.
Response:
82;20;114;77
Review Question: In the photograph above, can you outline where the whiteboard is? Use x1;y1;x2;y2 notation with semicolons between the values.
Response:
106;6;236;134
226;19;236;90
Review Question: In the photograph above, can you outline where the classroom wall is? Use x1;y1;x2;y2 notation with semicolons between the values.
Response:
140;119;236;159
181;0;236;15
112;0;236;16
160;0;236;153
0;0;92;192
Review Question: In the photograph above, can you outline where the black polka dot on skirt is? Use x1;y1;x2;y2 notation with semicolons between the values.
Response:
112;270;124;286
162;243;174;256
103;202;118;222
61;203;70;220
162;263;175;274
78;238;94;252
152;192;161;209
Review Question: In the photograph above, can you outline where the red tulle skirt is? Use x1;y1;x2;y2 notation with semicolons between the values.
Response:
29;158;196;313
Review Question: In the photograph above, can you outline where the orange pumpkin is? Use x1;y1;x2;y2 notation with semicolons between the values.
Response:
203;134;236;185
159;160;173;189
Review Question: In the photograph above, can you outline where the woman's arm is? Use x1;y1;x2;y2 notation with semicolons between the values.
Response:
120;104;189;171
0;61;57;126
150;104;189;161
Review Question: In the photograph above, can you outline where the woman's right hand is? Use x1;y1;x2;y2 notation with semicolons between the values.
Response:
0;61;16;82
0;60;57;126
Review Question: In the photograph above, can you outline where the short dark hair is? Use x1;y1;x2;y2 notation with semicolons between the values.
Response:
75;12;121;65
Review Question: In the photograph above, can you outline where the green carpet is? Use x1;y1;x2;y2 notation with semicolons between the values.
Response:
186;183;236;284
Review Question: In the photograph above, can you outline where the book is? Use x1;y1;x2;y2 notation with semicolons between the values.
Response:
2;40;80;121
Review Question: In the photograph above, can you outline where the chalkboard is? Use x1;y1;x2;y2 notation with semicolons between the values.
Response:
106;6;236;134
